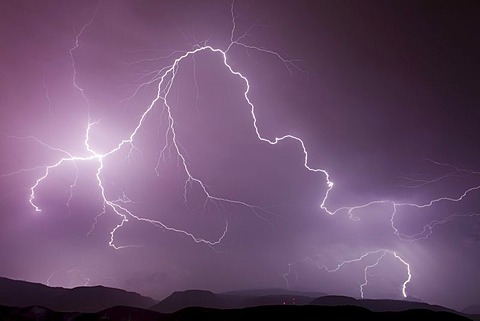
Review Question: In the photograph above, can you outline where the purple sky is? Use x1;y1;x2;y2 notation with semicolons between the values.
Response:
1;0;480;310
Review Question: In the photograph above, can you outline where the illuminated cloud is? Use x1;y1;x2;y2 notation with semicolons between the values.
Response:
0;0;479;311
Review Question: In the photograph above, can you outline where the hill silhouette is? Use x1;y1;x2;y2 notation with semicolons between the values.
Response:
310;295;457;313
151;289;226;312
0;277;476;320
150;288;322;312
0;304;473;321
0;277;156;312
464;305;480;315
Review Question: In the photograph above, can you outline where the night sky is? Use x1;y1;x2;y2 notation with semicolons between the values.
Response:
1;0;480;311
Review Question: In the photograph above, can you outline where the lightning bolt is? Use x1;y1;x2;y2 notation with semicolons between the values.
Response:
322;250;411;298
68;3;100;107
47;267;119;288
41;73;54;118
399;159;480;188
283;161;479;298
284;249;412;299
393;252;411;298
47;269;90;287
2;0;479;300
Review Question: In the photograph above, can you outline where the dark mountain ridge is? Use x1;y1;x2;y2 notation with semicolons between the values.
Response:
311;295;457;313
150;288;320;312
0;277;477;320
0;304;474;321
0;277;156;312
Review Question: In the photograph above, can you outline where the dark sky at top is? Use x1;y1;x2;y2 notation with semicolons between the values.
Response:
0;0;479;311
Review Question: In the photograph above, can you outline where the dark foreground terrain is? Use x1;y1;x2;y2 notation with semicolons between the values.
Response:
0;277;478;320
0;304;476;321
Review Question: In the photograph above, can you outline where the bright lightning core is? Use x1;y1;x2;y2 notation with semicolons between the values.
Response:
23;2;311;249
3;1;480;302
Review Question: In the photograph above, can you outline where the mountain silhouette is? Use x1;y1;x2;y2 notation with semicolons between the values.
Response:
0;277;156;312
150;288;323;312
464;305;480;315
150;288;478;320
163;305;473;321
463;305;480;321
0;277;476;320
0;277;65;307
0;304;473;321
151;289;226;312
310;295;456;313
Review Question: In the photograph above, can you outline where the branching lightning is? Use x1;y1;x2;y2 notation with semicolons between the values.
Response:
2;0;479;300
46;267;119;288
283;249;411;298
